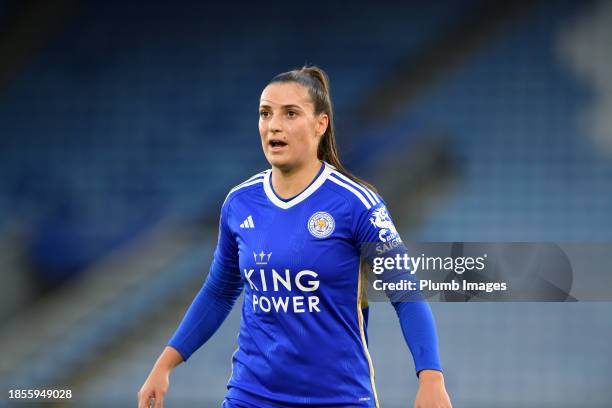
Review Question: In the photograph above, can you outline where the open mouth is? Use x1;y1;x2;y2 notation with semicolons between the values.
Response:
269;139;288;149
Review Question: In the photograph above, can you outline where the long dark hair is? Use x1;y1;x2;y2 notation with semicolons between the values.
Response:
268;65;377;194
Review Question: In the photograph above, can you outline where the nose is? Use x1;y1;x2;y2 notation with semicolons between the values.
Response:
268;113;282;134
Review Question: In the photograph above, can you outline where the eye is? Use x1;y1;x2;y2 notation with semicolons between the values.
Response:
287;110;297;118
259;110;269;118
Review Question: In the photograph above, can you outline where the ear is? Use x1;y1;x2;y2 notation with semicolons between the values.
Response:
315;113;329;138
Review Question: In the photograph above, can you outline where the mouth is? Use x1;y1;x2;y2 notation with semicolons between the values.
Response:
268;138;288;151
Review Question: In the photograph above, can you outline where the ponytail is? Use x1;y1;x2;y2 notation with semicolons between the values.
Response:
268;65;377;193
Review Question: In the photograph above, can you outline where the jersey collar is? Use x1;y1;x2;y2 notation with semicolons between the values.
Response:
263;162;332;209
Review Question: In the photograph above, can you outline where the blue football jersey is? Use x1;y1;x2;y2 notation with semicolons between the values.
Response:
216;161;401;408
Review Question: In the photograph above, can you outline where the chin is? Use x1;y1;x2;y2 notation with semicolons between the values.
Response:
267;154;294;171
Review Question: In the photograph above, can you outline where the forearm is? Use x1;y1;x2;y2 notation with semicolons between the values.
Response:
393;300;443;376
418;369;445;383
167;260;243;361
153;346;184;372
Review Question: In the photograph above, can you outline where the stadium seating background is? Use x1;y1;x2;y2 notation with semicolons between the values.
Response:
1;0;610;407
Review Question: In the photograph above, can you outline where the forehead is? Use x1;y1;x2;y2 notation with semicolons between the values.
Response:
260;82;312;108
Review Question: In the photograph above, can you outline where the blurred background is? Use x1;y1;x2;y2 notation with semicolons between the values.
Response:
0;0;611;407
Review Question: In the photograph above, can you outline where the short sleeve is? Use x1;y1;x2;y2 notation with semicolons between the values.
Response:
213;197;239;270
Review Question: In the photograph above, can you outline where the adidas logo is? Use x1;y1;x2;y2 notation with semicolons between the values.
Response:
240;215;255;229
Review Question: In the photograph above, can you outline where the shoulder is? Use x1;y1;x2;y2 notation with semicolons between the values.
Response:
323;167;383;213
222;169;268;207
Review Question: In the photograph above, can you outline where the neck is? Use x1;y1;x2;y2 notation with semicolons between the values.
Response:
271;159;323;200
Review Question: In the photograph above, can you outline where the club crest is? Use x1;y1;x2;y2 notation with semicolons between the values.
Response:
308;211;335;238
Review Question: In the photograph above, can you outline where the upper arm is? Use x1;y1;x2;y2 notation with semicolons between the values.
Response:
213;197;239;270
353;196;403;255
353;196;420;303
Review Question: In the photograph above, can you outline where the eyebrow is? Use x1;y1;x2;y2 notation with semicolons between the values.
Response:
259;104;303;111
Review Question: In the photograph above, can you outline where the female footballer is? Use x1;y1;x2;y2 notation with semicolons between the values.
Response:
138;66;452;408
